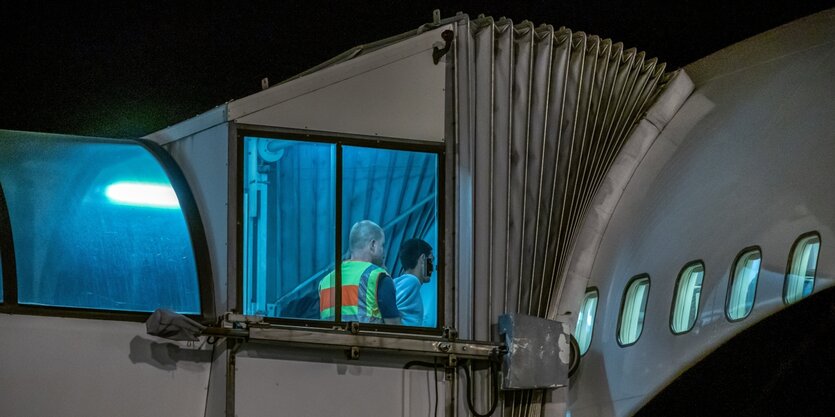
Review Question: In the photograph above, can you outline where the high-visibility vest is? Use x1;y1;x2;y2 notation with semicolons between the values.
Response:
319;261;387;323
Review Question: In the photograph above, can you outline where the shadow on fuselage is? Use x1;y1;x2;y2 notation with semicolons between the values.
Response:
637;286;835;417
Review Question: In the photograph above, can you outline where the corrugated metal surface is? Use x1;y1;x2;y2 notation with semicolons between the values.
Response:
454;16;677;416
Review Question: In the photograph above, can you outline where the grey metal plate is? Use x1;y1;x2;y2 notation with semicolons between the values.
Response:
498;313;569;390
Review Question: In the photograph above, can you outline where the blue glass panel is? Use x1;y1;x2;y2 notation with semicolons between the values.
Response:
343;146;438;327
0;131;200;313
242;137;335;320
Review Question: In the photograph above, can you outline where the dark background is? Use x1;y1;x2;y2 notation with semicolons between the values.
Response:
1;0;833;138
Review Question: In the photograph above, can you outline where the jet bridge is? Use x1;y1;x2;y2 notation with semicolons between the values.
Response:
0;10;687;417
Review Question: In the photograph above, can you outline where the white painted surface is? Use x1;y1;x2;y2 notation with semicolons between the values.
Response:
144;105;229;146
231;26;450;142
162;123;230;313
234;347;445;417
0;314;212;417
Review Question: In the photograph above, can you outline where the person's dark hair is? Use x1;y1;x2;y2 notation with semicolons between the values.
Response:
398;239;432;270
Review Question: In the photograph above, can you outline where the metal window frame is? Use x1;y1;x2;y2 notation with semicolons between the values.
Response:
234;126;446;335
0;135;215;323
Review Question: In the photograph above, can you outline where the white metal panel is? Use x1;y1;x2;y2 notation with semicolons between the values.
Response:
204;341;229;417
230;26;451;142
0;314;211;417
234;346;445;417
144;105;229;146
453;18;475;341
163;123;231;313
686;8;835;86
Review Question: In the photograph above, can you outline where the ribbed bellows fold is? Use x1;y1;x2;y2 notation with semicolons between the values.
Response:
459;17;673;415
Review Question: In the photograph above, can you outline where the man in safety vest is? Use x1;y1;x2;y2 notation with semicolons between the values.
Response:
319;220;401;324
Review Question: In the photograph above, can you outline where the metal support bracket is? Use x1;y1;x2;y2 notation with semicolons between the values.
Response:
203;318;503;363
432;30;454;65
240;324;501;361
347;346;361;360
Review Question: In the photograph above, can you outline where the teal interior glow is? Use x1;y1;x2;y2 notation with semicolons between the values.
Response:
105;181;180;209
242;136;439;327
0;131;200;314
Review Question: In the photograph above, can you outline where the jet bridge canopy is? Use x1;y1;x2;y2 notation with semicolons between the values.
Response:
0;130;212;319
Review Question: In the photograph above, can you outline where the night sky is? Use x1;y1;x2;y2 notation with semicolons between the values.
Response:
1;1;833;138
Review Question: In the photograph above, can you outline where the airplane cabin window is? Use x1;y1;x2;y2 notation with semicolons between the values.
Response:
0;132;202;314
242;135;440;329
618;275;650;346
726;248;762;321
576;289;599;355
784;233;820;304
671;261;704;334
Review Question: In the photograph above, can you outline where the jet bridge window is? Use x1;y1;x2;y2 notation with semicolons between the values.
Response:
618;275;650;347
576;289;598;355
0;131;203;314
242;135;440;329
726;247;761;321
670;261;704;334
783;232;820;304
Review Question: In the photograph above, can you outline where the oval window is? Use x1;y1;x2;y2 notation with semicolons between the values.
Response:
783;233;820;304
671;261;704;334
576;289;599;355
726;248;761;321
618;275;650;346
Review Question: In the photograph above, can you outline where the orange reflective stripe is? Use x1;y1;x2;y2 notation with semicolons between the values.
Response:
342;285;359;308
319;261;385;322
319;285;359;310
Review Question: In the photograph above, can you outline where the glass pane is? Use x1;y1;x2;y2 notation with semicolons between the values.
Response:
671;262;704;334
619;276;650;346
576;290;598;355
342;146;438;327
727;249;761;320
0;131;200;313
784;234;820;304
241;136;335;320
